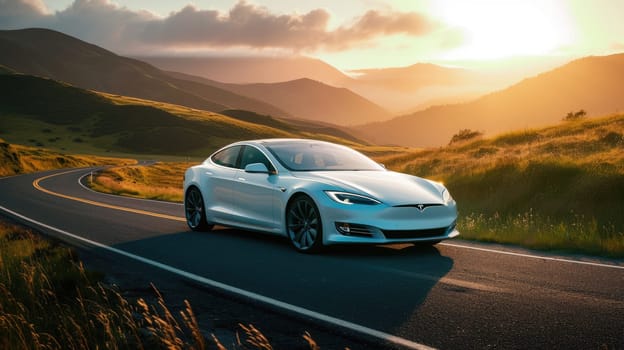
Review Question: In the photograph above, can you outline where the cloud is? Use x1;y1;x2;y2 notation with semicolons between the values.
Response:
140;2;333;50
0;0;48;28
0;0;457;54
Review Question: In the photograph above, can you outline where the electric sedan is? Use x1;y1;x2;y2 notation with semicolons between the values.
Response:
183;139;459;252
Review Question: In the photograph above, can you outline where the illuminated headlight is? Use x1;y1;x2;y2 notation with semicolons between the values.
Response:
442;188;453;203
325;191;381;205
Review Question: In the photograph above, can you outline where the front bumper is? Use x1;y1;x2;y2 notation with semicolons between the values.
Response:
317;196;459;245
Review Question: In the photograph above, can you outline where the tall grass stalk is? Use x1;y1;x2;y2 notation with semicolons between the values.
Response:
0;220;327;349
460;210;624;257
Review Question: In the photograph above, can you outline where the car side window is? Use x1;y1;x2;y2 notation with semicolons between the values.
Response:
240;146;275;172
211;145;242;168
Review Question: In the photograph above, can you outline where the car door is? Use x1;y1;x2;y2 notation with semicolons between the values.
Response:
205;145;242;223
231;145;279;231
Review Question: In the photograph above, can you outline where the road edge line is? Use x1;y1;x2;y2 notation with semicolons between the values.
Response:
440;242;624;270
0;204;435;350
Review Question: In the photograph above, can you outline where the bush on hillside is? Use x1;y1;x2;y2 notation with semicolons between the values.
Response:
449;129;483;145
564;109;587;121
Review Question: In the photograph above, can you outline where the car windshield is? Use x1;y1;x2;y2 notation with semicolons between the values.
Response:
266;141;384;171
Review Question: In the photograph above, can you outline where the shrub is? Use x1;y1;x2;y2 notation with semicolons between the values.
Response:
449;129;483;145
564;109;587;121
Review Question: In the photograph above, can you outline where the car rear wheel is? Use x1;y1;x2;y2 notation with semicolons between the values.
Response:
185;187;213;231
286;195;323;253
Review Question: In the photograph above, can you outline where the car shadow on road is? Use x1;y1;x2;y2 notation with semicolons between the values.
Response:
111;225;454;335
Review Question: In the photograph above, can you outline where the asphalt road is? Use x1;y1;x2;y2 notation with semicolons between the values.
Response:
1;167;623;349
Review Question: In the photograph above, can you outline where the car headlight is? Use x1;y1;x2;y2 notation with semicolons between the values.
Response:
325;191;381;205
442;188;453;203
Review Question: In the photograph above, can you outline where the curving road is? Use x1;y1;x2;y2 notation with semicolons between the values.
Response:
1;167;623;349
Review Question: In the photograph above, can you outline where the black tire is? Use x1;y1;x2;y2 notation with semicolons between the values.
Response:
184;187;213;231
286;195;323;253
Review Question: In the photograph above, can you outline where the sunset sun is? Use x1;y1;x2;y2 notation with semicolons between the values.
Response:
433;0;574;60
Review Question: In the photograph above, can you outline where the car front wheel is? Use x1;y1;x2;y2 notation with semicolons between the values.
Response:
185;187;213;231
286;195;323;253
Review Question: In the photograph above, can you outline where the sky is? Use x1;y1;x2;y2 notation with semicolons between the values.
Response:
1;0;624;71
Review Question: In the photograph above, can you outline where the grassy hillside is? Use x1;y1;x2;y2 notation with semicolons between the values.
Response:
0;138;130;177
380;114;624;256
356;53;624;147
0;73;362;158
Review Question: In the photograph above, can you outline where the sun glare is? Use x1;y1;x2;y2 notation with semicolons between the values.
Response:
433;0;574;60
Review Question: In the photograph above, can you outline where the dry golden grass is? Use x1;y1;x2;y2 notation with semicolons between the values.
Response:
381;114;624;257
90;162;194;202
384;113;624;180
0;138;133;177
0;219;334;349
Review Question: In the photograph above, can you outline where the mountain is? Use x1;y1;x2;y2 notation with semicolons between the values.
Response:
136;55;353;86
0;72;362;156
220;78;393;125
354;53;624;147
167;71;392;126
142;56;514;114
0;28;288;118
345;63;496;113
350;63;478;92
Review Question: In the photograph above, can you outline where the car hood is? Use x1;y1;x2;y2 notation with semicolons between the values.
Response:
291;170;445;206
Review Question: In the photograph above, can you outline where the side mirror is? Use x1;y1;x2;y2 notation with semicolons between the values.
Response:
244;162;270;174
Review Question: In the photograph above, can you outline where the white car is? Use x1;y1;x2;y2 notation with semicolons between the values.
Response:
183;139;459;252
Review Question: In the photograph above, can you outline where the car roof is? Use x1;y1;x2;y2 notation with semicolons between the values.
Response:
254;138;333;145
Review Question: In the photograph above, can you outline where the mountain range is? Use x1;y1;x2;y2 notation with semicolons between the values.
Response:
142;55;501;113
137;55;352;86
0;28;388;126
354;53;624;146
167;71;391;125
0;28;289;117
0;70;363;156
2;28;624;149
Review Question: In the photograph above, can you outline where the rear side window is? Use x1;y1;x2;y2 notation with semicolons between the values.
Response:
211;145;242;168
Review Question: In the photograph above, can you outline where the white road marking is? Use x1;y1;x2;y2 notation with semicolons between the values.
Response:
0;204;435;350
440;242;624;270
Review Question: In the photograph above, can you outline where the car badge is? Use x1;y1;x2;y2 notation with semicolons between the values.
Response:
417;204;426;212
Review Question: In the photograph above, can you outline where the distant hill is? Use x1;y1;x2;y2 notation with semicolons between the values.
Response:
222;78;392;126
169;71;391;126
218;109;366;144
354;53;624;147
144;55;514;114
137;55;353;86
346;63;496;113
0;28;288;118
350;63;477;92
0;73;361;156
